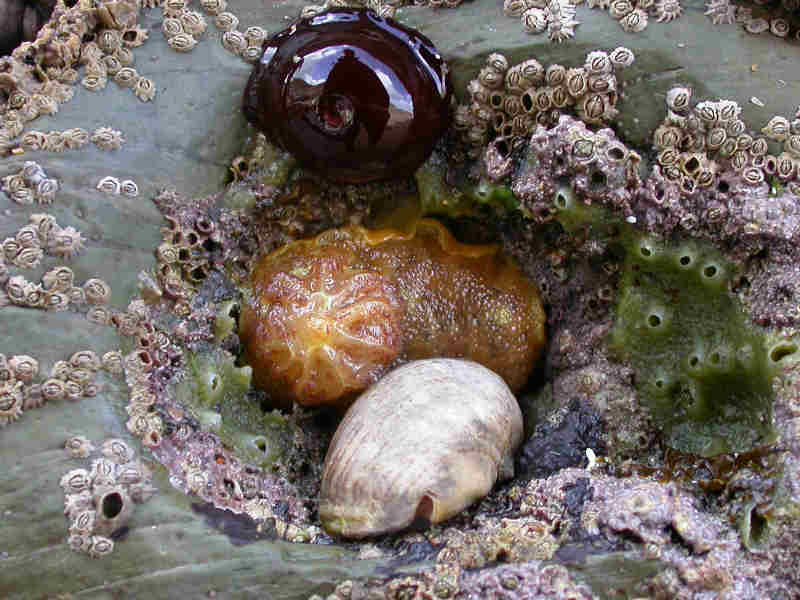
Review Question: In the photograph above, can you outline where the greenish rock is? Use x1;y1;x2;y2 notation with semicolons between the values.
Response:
174;348;294;469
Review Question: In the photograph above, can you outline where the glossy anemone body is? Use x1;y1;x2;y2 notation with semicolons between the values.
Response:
243;9;452;183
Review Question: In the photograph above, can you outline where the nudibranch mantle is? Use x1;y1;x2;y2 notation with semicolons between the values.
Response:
243;9;452;183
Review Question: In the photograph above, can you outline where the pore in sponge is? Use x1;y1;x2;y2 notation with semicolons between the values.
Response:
607;233;778;456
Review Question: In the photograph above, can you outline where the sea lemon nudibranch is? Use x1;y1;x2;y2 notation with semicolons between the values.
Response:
239;218;546;409
319;358;524;538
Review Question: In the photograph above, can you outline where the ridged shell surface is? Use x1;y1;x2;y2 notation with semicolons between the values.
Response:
319;358;523;538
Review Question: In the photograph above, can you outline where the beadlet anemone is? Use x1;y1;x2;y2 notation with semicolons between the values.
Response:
242;9;452;183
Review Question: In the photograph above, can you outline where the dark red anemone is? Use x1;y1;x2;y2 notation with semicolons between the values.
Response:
243;9;452;184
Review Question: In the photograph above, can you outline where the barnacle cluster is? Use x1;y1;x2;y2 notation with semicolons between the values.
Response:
151;188;223;313
1;161;57;204
704;0;795;39
107;295;321;540
61;437;156;558
96;175;139;197
0;0;151;152
502;0;686;38
2;213;86;273
454;48;634;158
582;0;683;33
618;444;786;550
651;87;800;197
161;0;206;54
503;0;580;42
510;114;642;225
3;268;113;316
157;0;267;64
0;348;119;427
298;0;465;21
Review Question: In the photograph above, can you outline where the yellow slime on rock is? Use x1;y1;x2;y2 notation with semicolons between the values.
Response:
239;218;546;408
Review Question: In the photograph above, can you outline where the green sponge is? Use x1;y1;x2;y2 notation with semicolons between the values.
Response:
608;234;778;456
551;187;790;456
174;348;294;469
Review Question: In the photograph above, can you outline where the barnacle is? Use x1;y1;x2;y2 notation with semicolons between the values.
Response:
50;227;86;260
620;8;647;32
243;26;267;46
744;17;769;34
42;267;75;293
0;381;24;427
42;377;66;401
97;176;122;195
6;275;28;304
64;287;86;308
123;26;149;47
63;128;90;150
87;536;114;559
0;355;11;382
200;0;227;14
69;510;97;536
101;438;135;464
51;360;72;380
101;351;124;374
214;12;239;31
2;238;21;261
90;458;117;487
14;247;43;269
15;226;40;249
705;0;736;25
31;213;58;242
82;279;112;305
163;0;187;12
221;30;247;55
120;179;140;197
20;131;48;152
82;74;108;92
769;18;789;38
62;380;83;401
180;10;207;36
60;469;92;494
762;116;790;142
242;45;262;63
113;67;139;88
91;127;125;151
168;32;198;52
67;534;92;554
65;436;95;459
115;47;135;66
87;306;113;326
134;78;156;102
20;382;43;410
70;351;101;372
654;0;682;22
9;355;39;382
522;8;548;33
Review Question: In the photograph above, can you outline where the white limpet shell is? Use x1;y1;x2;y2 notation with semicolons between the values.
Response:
320;358;523;538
